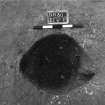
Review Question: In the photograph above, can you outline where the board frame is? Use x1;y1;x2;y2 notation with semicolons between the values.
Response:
47;10;69;25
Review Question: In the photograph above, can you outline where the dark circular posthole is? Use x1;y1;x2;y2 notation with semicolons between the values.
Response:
19;33;95;93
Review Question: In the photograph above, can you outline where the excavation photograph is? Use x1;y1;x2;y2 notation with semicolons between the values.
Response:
0;0;105;105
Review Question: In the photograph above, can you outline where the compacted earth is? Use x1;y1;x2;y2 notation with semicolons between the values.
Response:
0;0;105;105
